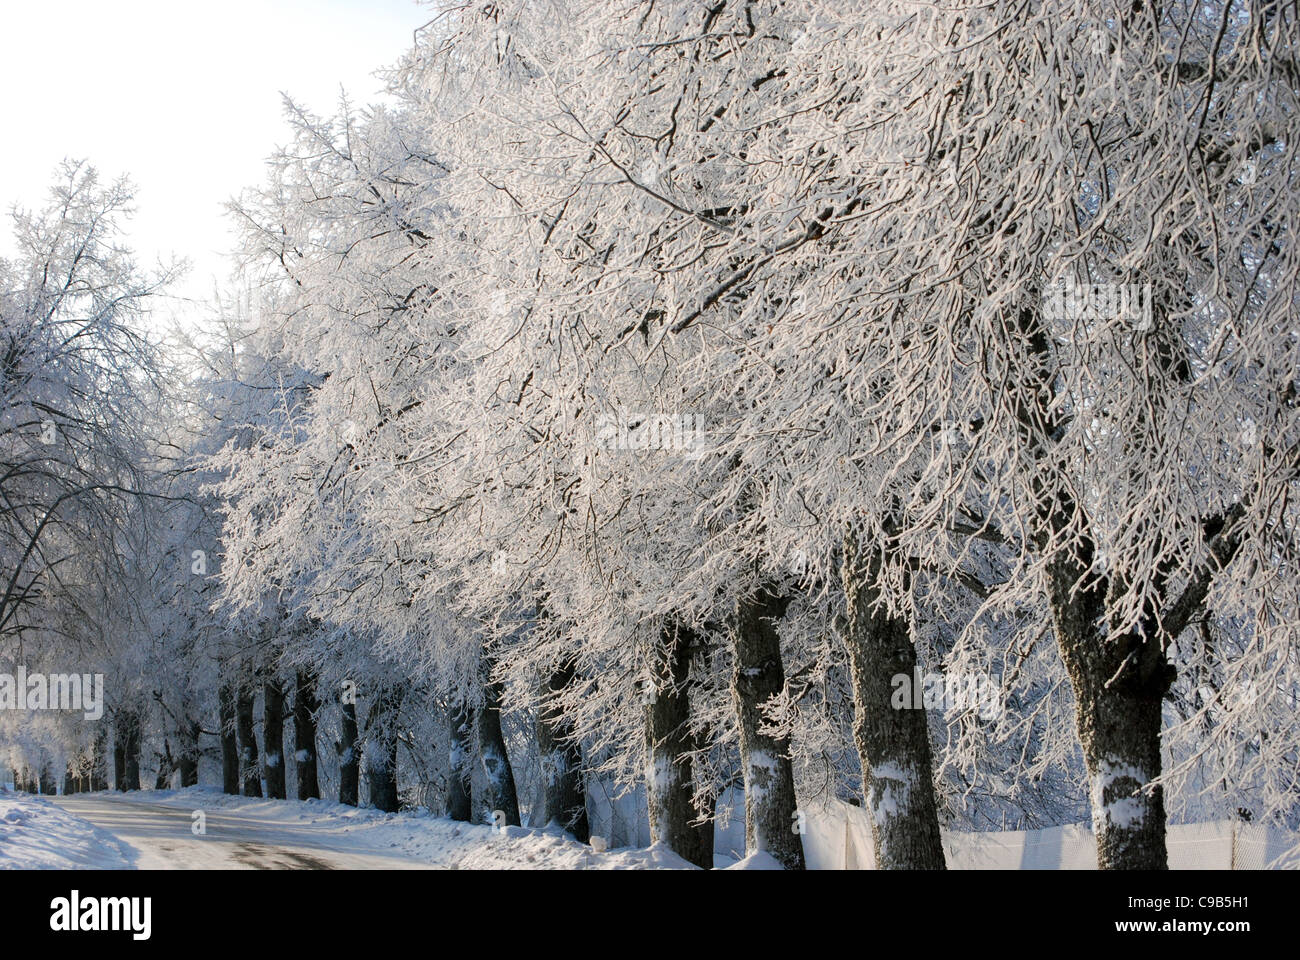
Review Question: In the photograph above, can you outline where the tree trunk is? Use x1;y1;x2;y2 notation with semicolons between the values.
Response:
732;584;805;870
293;670;321;801
534;660;589;841
842;530;947;869
63;765;75;795
477;675;521;827
91;729;108;791
236;686;262;797
177;718;201;788
336;694;359;806
155;741;174;790
263;678;287;799
38;763;55;795
644;621;713;868
364;688;401;812
446;700;474;821
117;711;141;791
1046;549;1171;869
365;737;399;812
219;684;240;795
113;740;125;791
1014;303;1173;869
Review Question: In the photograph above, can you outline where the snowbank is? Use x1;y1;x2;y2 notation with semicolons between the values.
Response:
0;790;136;869
809;798;1300;870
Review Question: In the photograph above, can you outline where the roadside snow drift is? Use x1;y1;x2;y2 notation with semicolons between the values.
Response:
0;790;136;869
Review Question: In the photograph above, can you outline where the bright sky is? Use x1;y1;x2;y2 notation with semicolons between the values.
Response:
0;0;434;311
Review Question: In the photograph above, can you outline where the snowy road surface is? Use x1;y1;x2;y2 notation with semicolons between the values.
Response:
48;793;439;870
1;787;699;870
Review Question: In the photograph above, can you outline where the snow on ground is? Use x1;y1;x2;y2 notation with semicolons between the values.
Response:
724;850;785;870
5;785;1294;869
0;788;137;869
0;787;701;870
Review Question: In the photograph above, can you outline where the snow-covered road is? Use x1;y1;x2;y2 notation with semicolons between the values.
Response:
48;793;439;870
7;787;701;869
2;786;710;869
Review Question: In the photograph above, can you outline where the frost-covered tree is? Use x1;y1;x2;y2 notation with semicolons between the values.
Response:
25;0;1287;877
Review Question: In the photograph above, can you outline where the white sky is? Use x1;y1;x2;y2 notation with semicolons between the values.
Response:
0;0;433;311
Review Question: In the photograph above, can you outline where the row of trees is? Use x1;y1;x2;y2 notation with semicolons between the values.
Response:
5;0;1298;870
0;161;174;802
